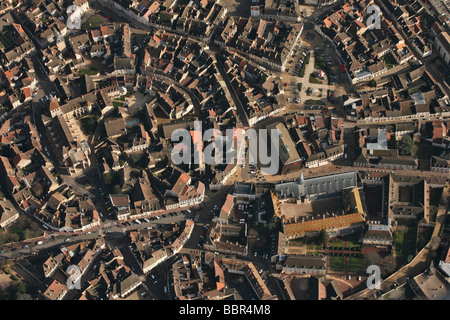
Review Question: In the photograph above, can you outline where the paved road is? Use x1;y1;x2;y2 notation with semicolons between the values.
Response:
215;57;250;127
183;185;233;251
0;212;188;259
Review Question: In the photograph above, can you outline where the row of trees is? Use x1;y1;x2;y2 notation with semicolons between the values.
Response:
0;261;32;300
0;216;43;245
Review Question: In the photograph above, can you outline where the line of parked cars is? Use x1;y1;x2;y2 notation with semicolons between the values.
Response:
121;210;187;227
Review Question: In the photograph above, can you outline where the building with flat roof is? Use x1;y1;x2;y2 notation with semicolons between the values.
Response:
408;265;450;300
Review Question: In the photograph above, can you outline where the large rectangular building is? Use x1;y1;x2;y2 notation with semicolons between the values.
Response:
267;122;302;174
275;171;358;202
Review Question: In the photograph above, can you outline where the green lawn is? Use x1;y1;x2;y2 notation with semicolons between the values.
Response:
344;233;361;249
304;54;310;65
113;100;125;108
298;62;307;77
328;239;343;249
78;67;98;76
305;99;323;105
314;53;325;69
329;256;366;273
329;256;346;271
297;55;310;77
347;257;366;273
393;229;404;248
393;226;417;266
383;53;398;69
328;233;361;250
82;14;107;29
309;74;323;84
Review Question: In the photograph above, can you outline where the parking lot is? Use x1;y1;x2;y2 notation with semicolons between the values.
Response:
219;0;251;17
284;40;310;106
282;29;354;115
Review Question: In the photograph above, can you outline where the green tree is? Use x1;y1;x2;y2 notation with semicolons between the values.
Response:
102;173;113;186
318;229;330;247
7;281;27;300
398;135;414;155
113;184;123;194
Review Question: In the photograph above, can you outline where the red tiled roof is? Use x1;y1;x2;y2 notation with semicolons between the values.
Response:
221;194;234;215
172;173;191;196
